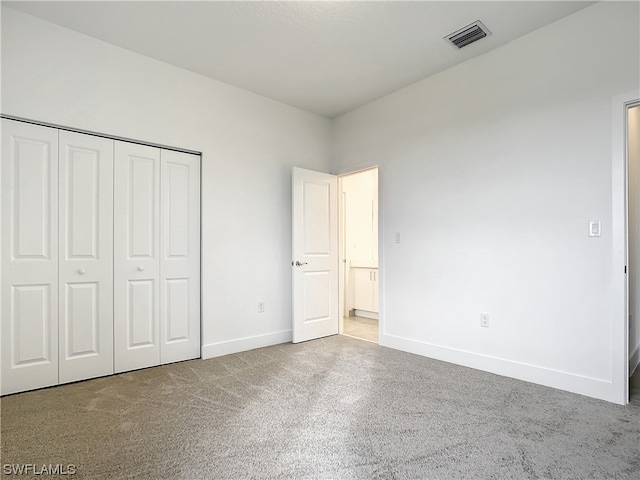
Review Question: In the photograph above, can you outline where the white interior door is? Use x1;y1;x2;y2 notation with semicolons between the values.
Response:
114;141;160;373
58;131;114;383
1;120;59;395
292;167;339;343
160;150;200;364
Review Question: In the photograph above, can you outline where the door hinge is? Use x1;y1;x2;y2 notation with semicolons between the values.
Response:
625;265;627;274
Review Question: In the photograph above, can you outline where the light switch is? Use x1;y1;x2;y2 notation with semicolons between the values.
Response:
395;232;401;244
589;220;601;237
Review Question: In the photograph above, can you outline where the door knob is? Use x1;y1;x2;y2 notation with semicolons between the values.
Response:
78;268;86;275
295;261;308;267
137;266;145;271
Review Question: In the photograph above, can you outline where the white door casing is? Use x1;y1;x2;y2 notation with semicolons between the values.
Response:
612;91;640;404
114;141;161;373
58;131;114;384
160;150;200;364
1;120;59;395
292;167;339;343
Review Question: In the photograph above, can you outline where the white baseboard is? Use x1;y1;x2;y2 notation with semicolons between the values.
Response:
630;344;640;376
201;330;292;359
354;310;379;320
380;333;620;404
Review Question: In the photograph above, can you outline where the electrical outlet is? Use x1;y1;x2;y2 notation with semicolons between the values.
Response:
257;302;265;313
480;313;490;328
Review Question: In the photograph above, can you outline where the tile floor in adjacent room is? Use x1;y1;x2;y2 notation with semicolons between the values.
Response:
342;315;378;343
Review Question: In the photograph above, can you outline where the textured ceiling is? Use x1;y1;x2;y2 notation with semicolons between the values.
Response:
5;1;595;118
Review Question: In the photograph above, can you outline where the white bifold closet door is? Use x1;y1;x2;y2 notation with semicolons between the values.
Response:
114;142;161;372
2;120;200;394
114;142;200;373
58;131;114;384
1;120;60;393
159;150;201;364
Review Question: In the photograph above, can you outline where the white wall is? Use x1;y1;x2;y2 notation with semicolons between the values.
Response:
0;7;331;356
332;1;640;403
629;105;640;375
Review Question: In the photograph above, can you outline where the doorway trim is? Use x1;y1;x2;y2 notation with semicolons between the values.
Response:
337;166;381;342
612;90;640;405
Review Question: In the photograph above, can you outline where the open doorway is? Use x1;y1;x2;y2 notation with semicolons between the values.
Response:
628;103;640;404
338;168;379;343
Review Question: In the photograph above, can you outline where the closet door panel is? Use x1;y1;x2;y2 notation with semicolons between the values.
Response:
128;279;156;346
12;285;53;365
59;131;114;384
160;150;200;364
1;120;59;395
114;142;160;373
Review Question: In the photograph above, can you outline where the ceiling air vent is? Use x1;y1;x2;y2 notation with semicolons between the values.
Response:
445;21;491;49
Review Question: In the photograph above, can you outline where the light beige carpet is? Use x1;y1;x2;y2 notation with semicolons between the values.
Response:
2;335;639;479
